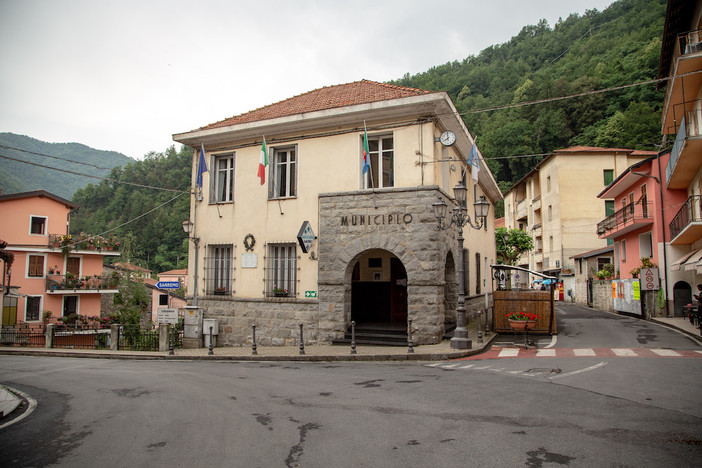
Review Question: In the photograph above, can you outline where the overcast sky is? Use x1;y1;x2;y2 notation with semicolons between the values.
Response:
0;0;614;160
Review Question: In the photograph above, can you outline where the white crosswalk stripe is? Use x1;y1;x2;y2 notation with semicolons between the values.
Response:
612;348;638;357
536;349;556;357
498;348;520;357
650;349;680;357
573;348;596;357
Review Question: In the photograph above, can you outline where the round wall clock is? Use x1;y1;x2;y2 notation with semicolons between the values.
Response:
440;130;456;146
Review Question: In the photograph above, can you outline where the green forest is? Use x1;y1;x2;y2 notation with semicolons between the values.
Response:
70;146;192;273
391;0;666;190
63;0;667;273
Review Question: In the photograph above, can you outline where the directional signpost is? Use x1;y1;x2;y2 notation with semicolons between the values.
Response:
156;281;180;290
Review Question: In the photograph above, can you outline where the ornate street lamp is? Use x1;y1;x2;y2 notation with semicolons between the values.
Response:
432;182;490;349
182;220;200;306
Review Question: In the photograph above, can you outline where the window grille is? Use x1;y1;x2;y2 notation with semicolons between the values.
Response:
266;243;297;296
205;245;233;295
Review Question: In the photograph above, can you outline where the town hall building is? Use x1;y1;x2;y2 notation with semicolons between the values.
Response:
173;80;501;346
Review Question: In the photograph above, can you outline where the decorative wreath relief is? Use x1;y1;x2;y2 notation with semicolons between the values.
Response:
243;234;256;251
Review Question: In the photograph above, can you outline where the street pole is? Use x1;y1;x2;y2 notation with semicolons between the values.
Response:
451;222;471;349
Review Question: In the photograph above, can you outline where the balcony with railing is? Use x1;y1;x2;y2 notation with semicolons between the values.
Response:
516;198;528;221
665;106;702;189
47;233;121;254
46;273;120;294
597;201;653;239
662;29;702;132
669;195;702;245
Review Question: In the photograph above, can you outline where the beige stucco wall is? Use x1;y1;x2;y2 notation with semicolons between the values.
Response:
186;121;496;300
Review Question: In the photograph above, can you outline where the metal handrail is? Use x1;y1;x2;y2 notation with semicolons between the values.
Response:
670;195;702;239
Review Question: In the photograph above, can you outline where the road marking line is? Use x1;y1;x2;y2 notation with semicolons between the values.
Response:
573;348;596;357
550;361;608;380
498;348;520;357
612;348;637;357
543;335;558;349
695;351;702;356
650;349;680;357
473;365;491;370
459;364;475;369
508;370;522;374
426;362;442;367
441;363;460;368
536;349;556;357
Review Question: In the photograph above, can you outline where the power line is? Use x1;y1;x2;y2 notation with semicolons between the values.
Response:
0;153;189;194
0;144;113;170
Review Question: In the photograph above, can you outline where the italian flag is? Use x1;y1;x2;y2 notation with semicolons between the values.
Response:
258;137;268;185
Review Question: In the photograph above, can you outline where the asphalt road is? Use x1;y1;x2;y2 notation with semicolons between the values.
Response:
1;304;701;467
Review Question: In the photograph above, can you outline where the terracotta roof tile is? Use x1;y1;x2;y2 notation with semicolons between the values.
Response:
200;80;437;130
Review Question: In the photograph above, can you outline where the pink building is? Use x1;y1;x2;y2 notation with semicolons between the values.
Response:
596;153;688;314
0;190;120;325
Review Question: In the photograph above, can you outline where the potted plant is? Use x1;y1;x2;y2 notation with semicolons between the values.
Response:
273;285;288;297
506;311;539;330
214;286;227;295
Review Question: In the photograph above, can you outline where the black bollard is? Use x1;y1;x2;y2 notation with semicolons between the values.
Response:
485;306;491;335
252;324;257;355
299;323;305;355
407;319;414;354
208;326;214;355
477;311;483;343
350;321;356;355
169;324;174;356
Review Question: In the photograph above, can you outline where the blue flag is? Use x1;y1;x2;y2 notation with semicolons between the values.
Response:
196;144;208;189
468;142;480;182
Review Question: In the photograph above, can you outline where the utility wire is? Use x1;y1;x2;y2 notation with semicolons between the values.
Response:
0;144;113;170
60;192;189;249
0;153;189;194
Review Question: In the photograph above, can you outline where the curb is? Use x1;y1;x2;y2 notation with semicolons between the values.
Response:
650;318;702;343
0;334;497;362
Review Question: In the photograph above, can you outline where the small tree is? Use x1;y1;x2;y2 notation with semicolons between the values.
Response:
496;227;534;265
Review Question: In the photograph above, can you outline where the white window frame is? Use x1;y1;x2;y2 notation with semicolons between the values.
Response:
26;253;46;278
269;145;297;199
25;295;43;322
363;135;394;189
62;295;79;317
266;243;297;296
210;153;235;203
639;232;653;259
29;215;47;236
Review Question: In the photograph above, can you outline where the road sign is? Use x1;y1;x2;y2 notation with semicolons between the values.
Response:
304;291;317;298
157;308;178;324
640;268;659;290
156;281;180;289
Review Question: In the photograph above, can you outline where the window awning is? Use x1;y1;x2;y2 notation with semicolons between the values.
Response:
670;249;699;271
684;249;702;271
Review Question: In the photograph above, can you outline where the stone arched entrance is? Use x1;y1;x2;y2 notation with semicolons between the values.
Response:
350;249;407;326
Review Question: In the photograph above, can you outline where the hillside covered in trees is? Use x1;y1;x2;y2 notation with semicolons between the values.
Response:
391;0;666;189
70;145;191;273
67;0;667;272
0;132;133;199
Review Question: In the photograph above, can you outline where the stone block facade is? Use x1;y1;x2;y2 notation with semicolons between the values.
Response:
195;186;493;346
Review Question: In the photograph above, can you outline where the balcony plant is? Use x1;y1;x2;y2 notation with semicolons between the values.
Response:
214;286;227;295
273;285;288;297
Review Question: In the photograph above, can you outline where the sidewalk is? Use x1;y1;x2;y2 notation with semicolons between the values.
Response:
0;322;497;362
0;385;21;419
650;315;702;342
